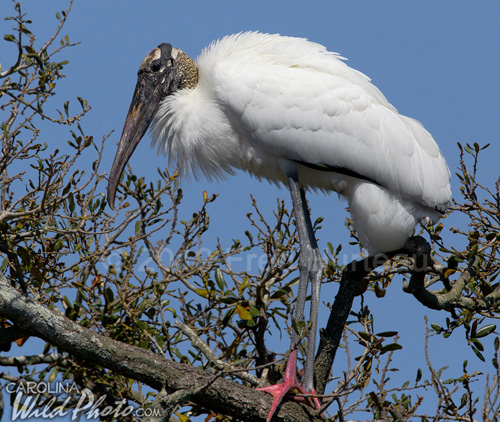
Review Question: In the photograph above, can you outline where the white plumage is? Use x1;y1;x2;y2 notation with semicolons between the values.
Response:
150;32;451;254
107;31;453;420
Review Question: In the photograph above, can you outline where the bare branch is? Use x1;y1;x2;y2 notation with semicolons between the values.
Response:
0;271;322;421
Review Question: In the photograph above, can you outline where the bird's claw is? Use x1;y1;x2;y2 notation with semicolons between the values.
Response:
257;350;321;421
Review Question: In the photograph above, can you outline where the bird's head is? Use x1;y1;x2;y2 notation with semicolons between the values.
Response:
107;43;198;208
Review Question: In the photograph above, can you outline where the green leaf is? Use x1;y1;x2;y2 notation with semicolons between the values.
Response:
236;305;252;321
219;296;238;305
292;320;306;338
380;343;403;354
4;34;15;42
376;331;398;338
459;392;468;410
244;230;253;243
48;369;58;383
24;45;36;55
270;288;289;300
416;368;422;383
437;365;449;377
472;345;485;362
195;289;208;298
135;220;143;236
248;304;260;317
475;324;496;338
54;239;63;251
215;269;225;290
68;193;75;213
62;182;71;196
63;296;73;310
358;331;372;342
472;338;484;352
222;307;236;326
327;242;334;255
17;246;30;266
469;243;479;258
0;259;8;272
373;282;385;298
104;287;114;303
77;97;87;109
238;276;249;296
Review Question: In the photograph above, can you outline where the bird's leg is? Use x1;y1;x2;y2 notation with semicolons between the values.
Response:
257;173;323;421
288;173;324;392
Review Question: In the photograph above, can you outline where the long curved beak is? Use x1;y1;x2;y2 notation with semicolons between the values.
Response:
107;75;162;209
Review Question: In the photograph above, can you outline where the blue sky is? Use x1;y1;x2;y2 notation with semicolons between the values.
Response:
2;0;500;419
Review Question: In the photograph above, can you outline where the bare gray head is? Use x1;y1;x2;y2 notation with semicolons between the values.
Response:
107;43;198;208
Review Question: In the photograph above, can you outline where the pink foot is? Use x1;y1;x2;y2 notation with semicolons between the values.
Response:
257;350;321;421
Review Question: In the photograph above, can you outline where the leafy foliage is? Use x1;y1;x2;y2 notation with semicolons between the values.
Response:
1;2;500;422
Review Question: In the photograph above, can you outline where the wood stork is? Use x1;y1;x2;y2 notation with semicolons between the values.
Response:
107;32;451;421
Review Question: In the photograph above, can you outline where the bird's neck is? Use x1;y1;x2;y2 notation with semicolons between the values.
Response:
175;49;198;90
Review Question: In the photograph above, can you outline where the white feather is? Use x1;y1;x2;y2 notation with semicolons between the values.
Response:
151;32;451;253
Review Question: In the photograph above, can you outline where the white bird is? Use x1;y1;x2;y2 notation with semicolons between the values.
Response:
107;32;451;421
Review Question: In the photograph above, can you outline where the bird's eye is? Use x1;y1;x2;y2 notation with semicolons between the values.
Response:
151;60;161;72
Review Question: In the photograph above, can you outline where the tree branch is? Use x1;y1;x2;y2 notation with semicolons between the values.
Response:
405;255;500;312
314;254;389;395
0;271;322;421
314;236;431;395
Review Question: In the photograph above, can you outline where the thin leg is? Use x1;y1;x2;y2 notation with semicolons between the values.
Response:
257;173;324;421
287;173;324;391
